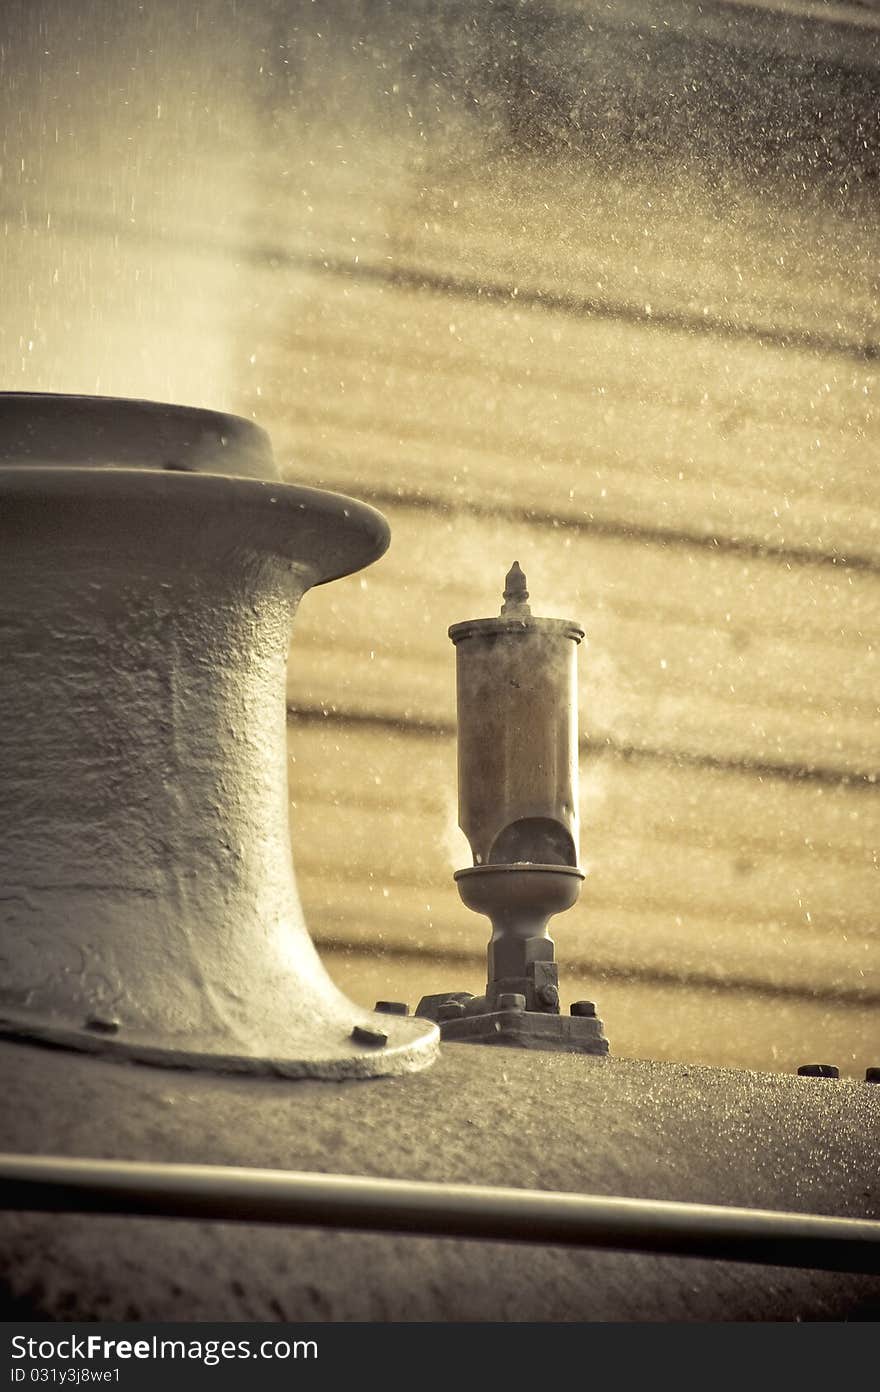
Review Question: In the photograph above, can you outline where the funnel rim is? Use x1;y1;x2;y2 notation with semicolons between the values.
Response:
0;392;277;480
449;616;584;643
0;465;390;587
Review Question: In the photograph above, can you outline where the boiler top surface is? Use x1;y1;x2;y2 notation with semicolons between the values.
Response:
1;1040;877;1322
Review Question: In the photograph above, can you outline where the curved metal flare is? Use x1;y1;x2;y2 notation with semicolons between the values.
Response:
454;862;584;980
0;393;438;1079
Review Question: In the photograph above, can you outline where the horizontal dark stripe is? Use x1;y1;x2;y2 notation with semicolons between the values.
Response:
286;705;880;791
288;704;455;740
6;206;876;574
257;246;878;368
595;734;880;793
3;199;875;373
331;484;880;577
315;936;880;1012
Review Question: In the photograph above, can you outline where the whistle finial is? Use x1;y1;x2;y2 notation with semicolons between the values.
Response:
500;560;531;616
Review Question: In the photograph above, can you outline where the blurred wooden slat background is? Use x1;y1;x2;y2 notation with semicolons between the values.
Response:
2;0;878;1073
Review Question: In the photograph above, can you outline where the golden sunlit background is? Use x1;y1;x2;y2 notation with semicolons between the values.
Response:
2;0;878;1075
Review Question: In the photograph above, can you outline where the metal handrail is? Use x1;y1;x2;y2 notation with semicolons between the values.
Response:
1;1152;879;1275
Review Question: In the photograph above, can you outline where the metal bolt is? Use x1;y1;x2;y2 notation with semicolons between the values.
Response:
797;1064;839;1079
538;984;560;1009
866;1068;880;1084
351;1024;388;1048
437;1001;466;1022
84;1016;120;1035
497;993;526;1011
373;1000;409;1016
571;1001;596;1018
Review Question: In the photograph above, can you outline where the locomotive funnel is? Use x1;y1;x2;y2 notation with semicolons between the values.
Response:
0;393;438;1079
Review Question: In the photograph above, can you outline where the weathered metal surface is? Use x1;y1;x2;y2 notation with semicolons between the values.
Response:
0;394;438;1079
0;1039;877;1320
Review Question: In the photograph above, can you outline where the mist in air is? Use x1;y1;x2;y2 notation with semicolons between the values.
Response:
2;0;878;1075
